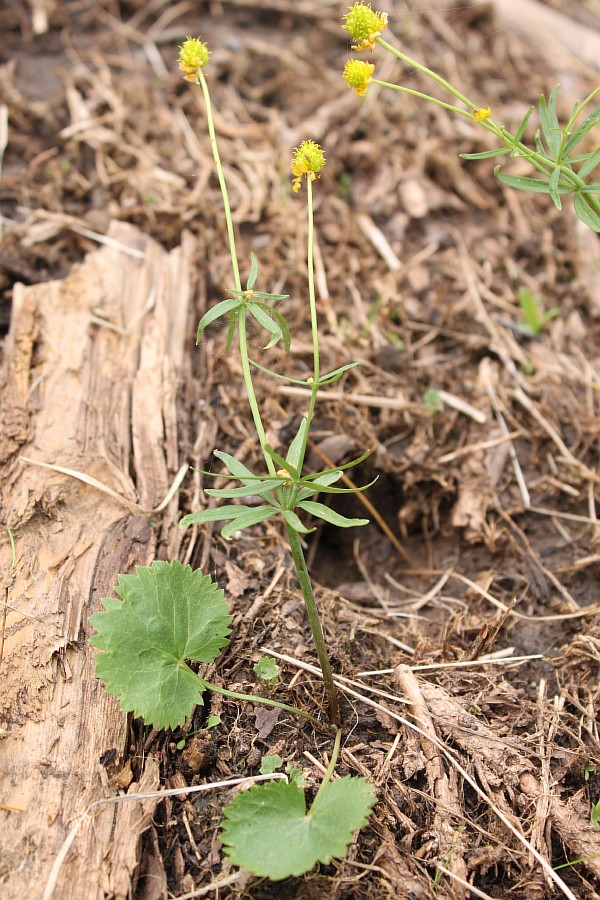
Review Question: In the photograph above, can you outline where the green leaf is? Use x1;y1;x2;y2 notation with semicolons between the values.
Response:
281;508;312;534
286;418;308;472
592;798;600;829
460;147;512;161
563;102;600;157
494;168;569;194
247;253;259;291
574;192;600;232
89;561;231;730
514;105;535;143
248;302;285;350
297;471;343;501
253;656;280;684
196;298;241;344
251;291;289;301
221;777;376;880
264;444;300;480
581;183;600;194
220;506;279;538
297;500;368;528
179;505;257;529
249;360;310;386
319;361;362;384
538;85;561;159
213;450;258;485
249;301;291;352
260;754;283;775
205;479;284;499
548;165;563;210
224;311;237;352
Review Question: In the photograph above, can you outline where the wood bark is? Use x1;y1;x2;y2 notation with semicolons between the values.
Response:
0;222;194;898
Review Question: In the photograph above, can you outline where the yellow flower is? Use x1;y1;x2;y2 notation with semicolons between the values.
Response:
473;107;491;121
291;140;326;193
342;3;388;52
178;36;211;83
343;59;375;96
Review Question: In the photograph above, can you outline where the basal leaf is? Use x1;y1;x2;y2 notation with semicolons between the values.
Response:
297;500;369;528
90;560;232;730
221;777;376;880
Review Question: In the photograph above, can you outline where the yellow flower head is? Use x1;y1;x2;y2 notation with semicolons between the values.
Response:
343;3;388;52
343;59;375;96
473;106;491;121
178;36;211;83
291;140;326;193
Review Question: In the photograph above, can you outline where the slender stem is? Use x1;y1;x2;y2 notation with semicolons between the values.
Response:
197;70;275;472
238;312;277;474
377;36;475;110
198;70;241;292
286;524;340;725
295;175;320;477
201;678;326;730
313;728;342;801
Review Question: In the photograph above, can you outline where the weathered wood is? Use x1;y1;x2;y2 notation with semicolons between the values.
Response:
0;222;194;898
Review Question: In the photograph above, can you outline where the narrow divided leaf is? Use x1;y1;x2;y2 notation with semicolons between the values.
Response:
220;506;279;538
574;193;600;232
196;298;241;344
460;147;511;161
247;253;259;291
221;777;376;880
538;85;561;159
286;418;308;472
298;500;369;528
179;505;258;529
89;560;232;730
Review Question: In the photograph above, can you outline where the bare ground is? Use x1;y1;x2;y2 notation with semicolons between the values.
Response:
2;1;600;898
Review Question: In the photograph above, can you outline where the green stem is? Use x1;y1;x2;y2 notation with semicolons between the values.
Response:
314;728;342;800
197;70;275;473
198;70;241;292
202;678;326;730
286;524;340;725
294;175;320;483
377;36;475;110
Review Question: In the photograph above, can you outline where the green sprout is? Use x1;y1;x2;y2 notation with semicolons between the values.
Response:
254;656;280;685
517;286;559;335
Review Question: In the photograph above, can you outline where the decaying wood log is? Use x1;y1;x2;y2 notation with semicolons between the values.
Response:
0;221;195;899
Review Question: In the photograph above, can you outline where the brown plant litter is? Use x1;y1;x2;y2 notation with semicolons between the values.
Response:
2;1;600;898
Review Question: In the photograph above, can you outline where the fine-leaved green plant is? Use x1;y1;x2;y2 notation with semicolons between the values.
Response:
342;2;600;232
517;286;559;336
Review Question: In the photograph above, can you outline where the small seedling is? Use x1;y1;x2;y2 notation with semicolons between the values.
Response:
584;763;596;782
176;715;221;751
260;754;283;775
253;656;280;685
591;798;600;829
423;388;443;414
517;286;559;335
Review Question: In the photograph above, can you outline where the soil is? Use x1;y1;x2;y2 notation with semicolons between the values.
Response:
2;1;600;898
